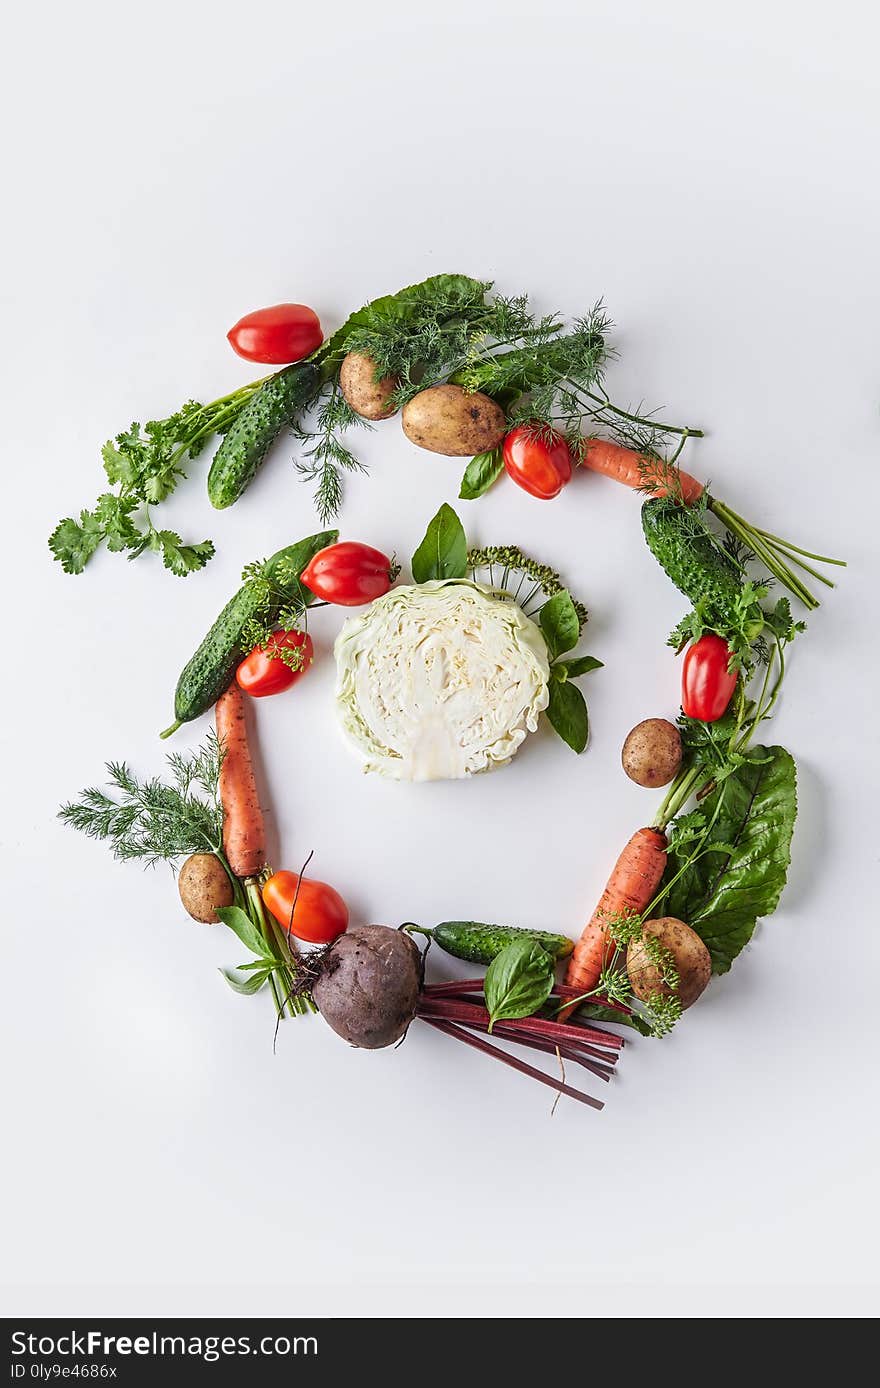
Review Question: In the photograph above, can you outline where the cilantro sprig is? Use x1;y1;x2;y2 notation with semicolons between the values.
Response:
49;382;267;576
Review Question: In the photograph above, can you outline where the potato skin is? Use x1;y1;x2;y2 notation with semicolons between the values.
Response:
313;924;422;1048
178;853;234;924
401;384;506;456
339;351;399;420
627;917;712;1009
621;718;682;788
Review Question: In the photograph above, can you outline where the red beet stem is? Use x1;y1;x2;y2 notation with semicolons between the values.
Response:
484;1021;617;1076
423;977;629;1013
422;1017;603;1111
488;1025;616;1083
417;996;624;1052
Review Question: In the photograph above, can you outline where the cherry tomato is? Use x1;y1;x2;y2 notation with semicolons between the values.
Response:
301;541;395;606
236;630;314;698
502;425;573;499
681;633;738;722
262;871;349;945
227;303;323;365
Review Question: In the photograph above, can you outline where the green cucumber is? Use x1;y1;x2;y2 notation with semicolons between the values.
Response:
430;921;574;967
207;361;321;510
160;529;336;738
641;498;743;613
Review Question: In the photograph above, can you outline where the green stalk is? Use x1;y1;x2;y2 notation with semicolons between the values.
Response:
754;539;837;588
750;526;846;567
709;498;818;608
245;878;302;1018
571;386;704;439
651;762;706;831
267;971;285;1019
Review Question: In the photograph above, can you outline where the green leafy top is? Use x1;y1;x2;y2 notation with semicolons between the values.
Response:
314;274;492;373
58;734;225;867
660;746;797;973
49;384;268;576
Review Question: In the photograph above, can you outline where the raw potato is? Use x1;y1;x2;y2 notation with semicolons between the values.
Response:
627;916;711;1010
621;718;682;788
178;852;234;924
339;351;399;420
312;924;422;1048
401;384;506;457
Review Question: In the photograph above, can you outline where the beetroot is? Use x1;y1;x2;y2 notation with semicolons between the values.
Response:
313;925;421;1049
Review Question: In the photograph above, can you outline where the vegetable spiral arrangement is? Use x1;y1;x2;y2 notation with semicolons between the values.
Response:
56;272;846;1112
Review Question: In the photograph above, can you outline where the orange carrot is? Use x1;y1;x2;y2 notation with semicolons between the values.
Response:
564;827;668;1004
216;682;266;879
580;438;704;504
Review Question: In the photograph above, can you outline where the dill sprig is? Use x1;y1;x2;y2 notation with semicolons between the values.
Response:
348;292;563;408
564;909;684;1039
466;544;588;627
59;735;225;868
293;385;371;524
236;555;321;671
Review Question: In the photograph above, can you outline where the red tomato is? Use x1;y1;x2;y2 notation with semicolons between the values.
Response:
681;633;738;722
301;541;395;606
227;303;323;365
502;425;573;499
236;630;314;698
262;871;349;945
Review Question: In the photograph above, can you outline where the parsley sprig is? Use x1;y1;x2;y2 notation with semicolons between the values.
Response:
49;380;268;576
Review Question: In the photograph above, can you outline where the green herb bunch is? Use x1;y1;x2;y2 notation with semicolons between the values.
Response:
59;734;226;866
237;555;320;673
59;738;315;1021
49;382;268;576
565;911;683;1039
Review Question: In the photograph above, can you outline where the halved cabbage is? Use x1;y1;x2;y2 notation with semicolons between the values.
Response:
334;580;550;781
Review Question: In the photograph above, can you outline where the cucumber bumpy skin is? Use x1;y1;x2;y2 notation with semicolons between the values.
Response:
160;529;337;738
641;498;744;612
207;361;321;510
431;921;574;967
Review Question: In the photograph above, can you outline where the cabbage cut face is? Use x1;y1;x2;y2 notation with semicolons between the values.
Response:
334;580;550;781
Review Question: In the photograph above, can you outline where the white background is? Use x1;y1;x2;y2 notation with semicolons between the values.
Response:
2;0;878;1319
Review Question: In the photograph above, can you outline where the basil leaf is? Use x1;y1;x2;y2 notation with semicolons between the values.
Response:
459;448;504;500
411;504;468;582
660;745;797;973
539;590;580;659
484;938;556;1030
554;655;603;681
215;905;270;959
545;676;589;753
220;966;272;996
